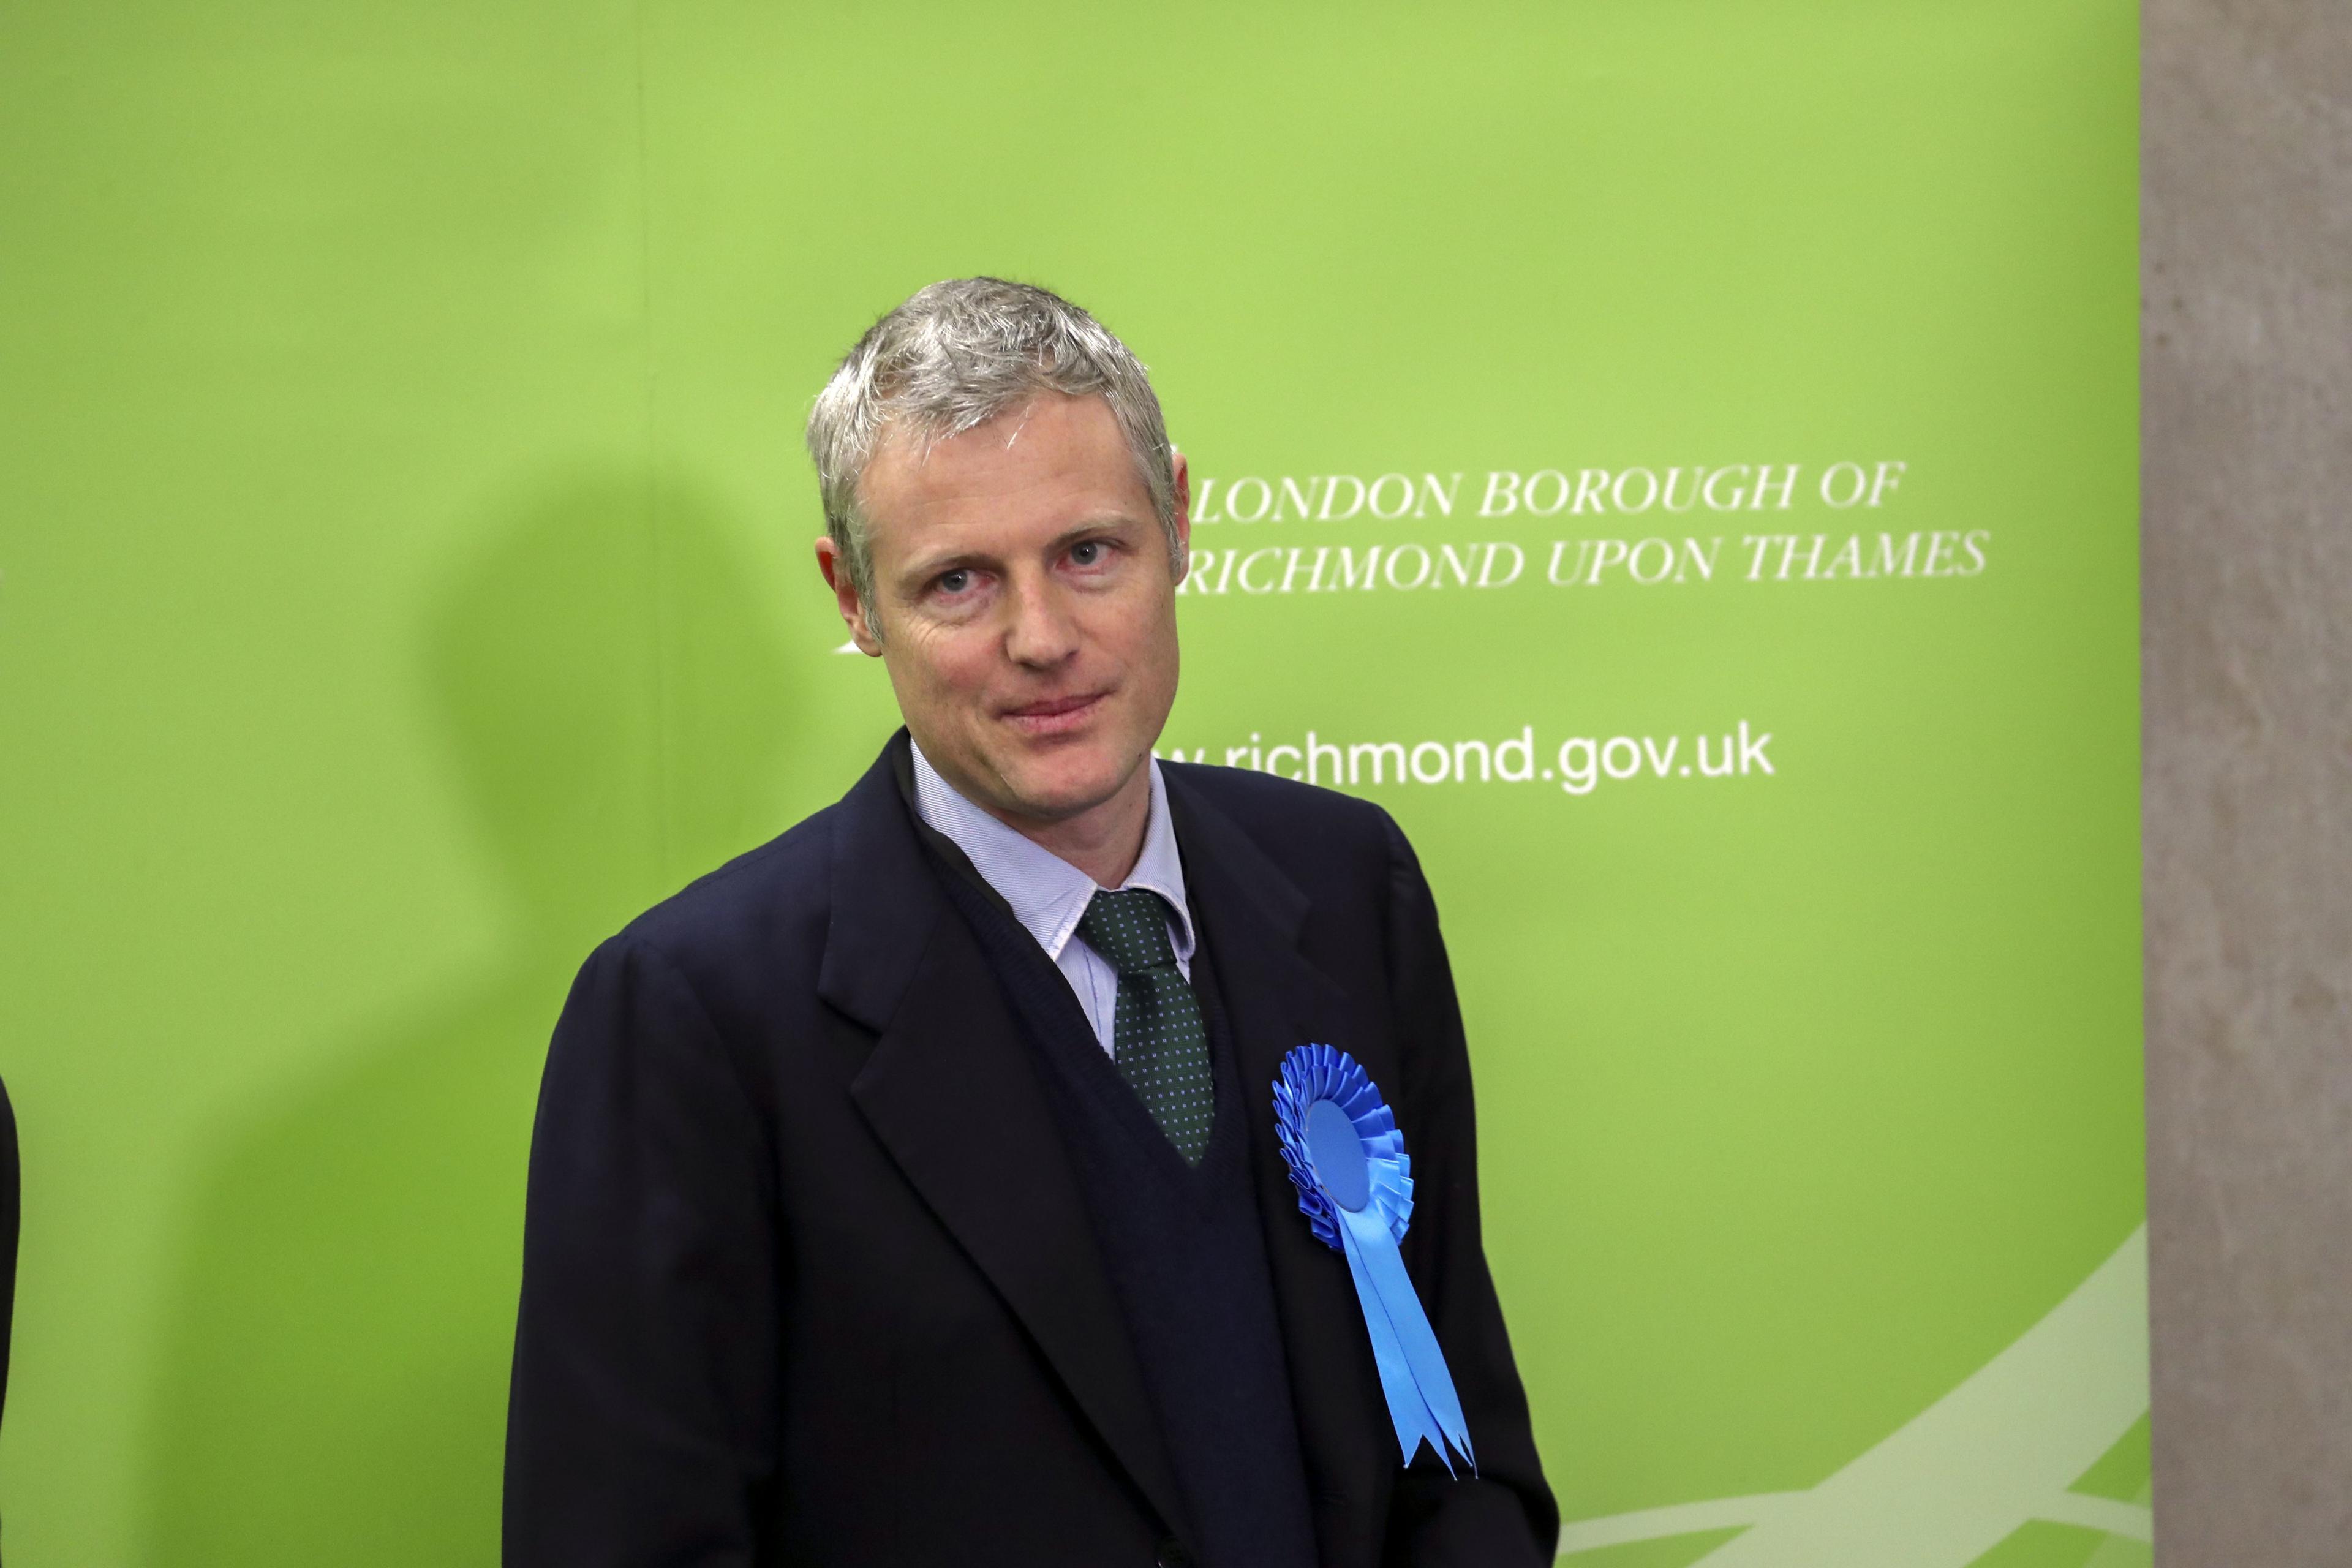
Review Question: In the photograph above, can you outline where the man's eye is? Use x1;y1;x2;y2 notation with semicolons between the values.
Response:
937;568;971;595
1069;541;1103;567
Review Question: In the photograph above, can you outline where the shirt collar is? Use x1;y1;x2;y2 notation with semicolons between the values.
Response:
908;739;1194;965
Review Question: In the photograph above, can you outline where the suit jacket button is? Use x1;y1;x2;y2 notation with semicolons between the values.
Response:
1153;1538;1194;1568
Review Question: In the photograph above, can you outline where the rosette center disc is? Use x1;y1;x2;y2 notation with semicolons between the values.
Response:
1303;1098;1371;1212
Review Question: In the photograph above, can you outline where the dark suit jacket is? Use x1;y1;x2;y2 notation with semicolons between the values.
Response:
505;736;1556;1567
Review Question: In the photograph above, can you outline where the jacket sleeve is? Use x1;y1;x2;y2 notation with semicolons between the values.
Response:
504;935;782;1567
1376;813;1560;1567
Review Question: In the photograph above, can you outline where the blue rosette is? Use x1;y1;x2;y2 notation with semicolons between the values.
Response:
1273;1044;1475;1474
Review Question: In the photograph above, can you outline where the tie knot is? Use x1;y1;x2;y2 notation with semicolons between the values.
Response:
1076;888;1178;976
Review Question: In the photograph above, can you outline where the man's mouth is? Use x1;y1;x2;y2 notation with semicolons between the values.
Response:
1000;692;1108;736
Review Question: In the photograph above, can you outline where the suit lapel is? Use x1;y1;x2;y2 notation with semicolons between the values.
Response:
1164;771;1390;1548
821;742;1191;1544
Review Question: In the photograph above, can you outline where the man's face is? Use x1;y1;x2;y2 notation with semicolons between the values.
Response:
824;393;1189;831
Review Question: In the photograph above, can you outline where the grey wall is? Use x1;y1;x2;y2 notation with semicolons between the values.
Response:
2143;2;2351;1562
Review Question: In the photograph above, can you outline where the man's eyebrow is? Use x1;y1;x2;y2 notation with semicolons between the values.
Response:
894;543;993;584
1042;513;1147;552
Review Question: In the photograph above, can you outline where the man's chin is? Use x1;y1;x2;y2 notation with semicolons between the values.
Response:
985;750;1142;826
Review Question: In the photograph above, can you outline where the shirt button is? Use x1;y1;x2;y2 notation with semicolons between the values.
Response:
1153;1538;1194;1568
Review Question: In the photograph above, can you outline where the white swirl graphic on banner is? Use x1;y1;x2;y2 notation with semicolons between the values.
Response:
1556;1227;2152;1562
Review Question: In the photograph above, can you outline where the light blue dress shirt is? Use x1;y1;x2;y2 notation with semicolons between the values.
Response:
909;739;1195;1059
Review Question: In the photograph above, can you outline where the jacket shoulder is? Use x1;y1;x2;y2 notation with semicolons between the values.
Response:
1162;761;1404;881
598;800;843;986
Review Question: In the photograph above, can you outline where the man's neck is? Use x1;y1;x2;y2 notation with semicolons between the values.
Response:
907;736;1159;888
997;764;1152;889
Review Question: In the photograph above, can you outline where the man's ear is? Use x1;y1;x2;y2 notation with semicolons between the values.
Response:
1169;450;1193;584
814;537;884;655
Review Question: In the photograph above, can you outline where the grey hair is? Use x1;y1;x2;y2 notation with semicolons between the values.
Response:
805;277;1180;612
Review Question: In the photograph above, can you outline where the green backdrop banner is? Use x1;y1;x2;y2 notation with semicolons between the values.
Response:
0;3;2144;1564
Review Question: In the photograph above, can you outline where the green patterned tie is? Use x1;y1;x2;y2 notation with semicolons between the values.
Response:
1075;888;1215;1164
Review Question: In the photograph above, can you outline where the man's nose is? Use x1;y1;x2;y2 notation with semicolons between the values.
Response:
1002;571;1079;668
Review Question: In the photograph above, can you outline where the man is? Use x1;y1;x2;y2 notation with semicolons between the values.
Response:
505;279;1555;1567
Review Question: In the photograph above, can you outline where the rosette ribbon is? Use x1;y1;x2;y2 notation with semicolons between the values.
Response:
1273;1043;1474;1474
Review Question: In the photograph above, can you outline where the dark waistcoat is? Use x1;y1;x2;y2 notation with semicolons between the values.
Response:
914;822;1319;1568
